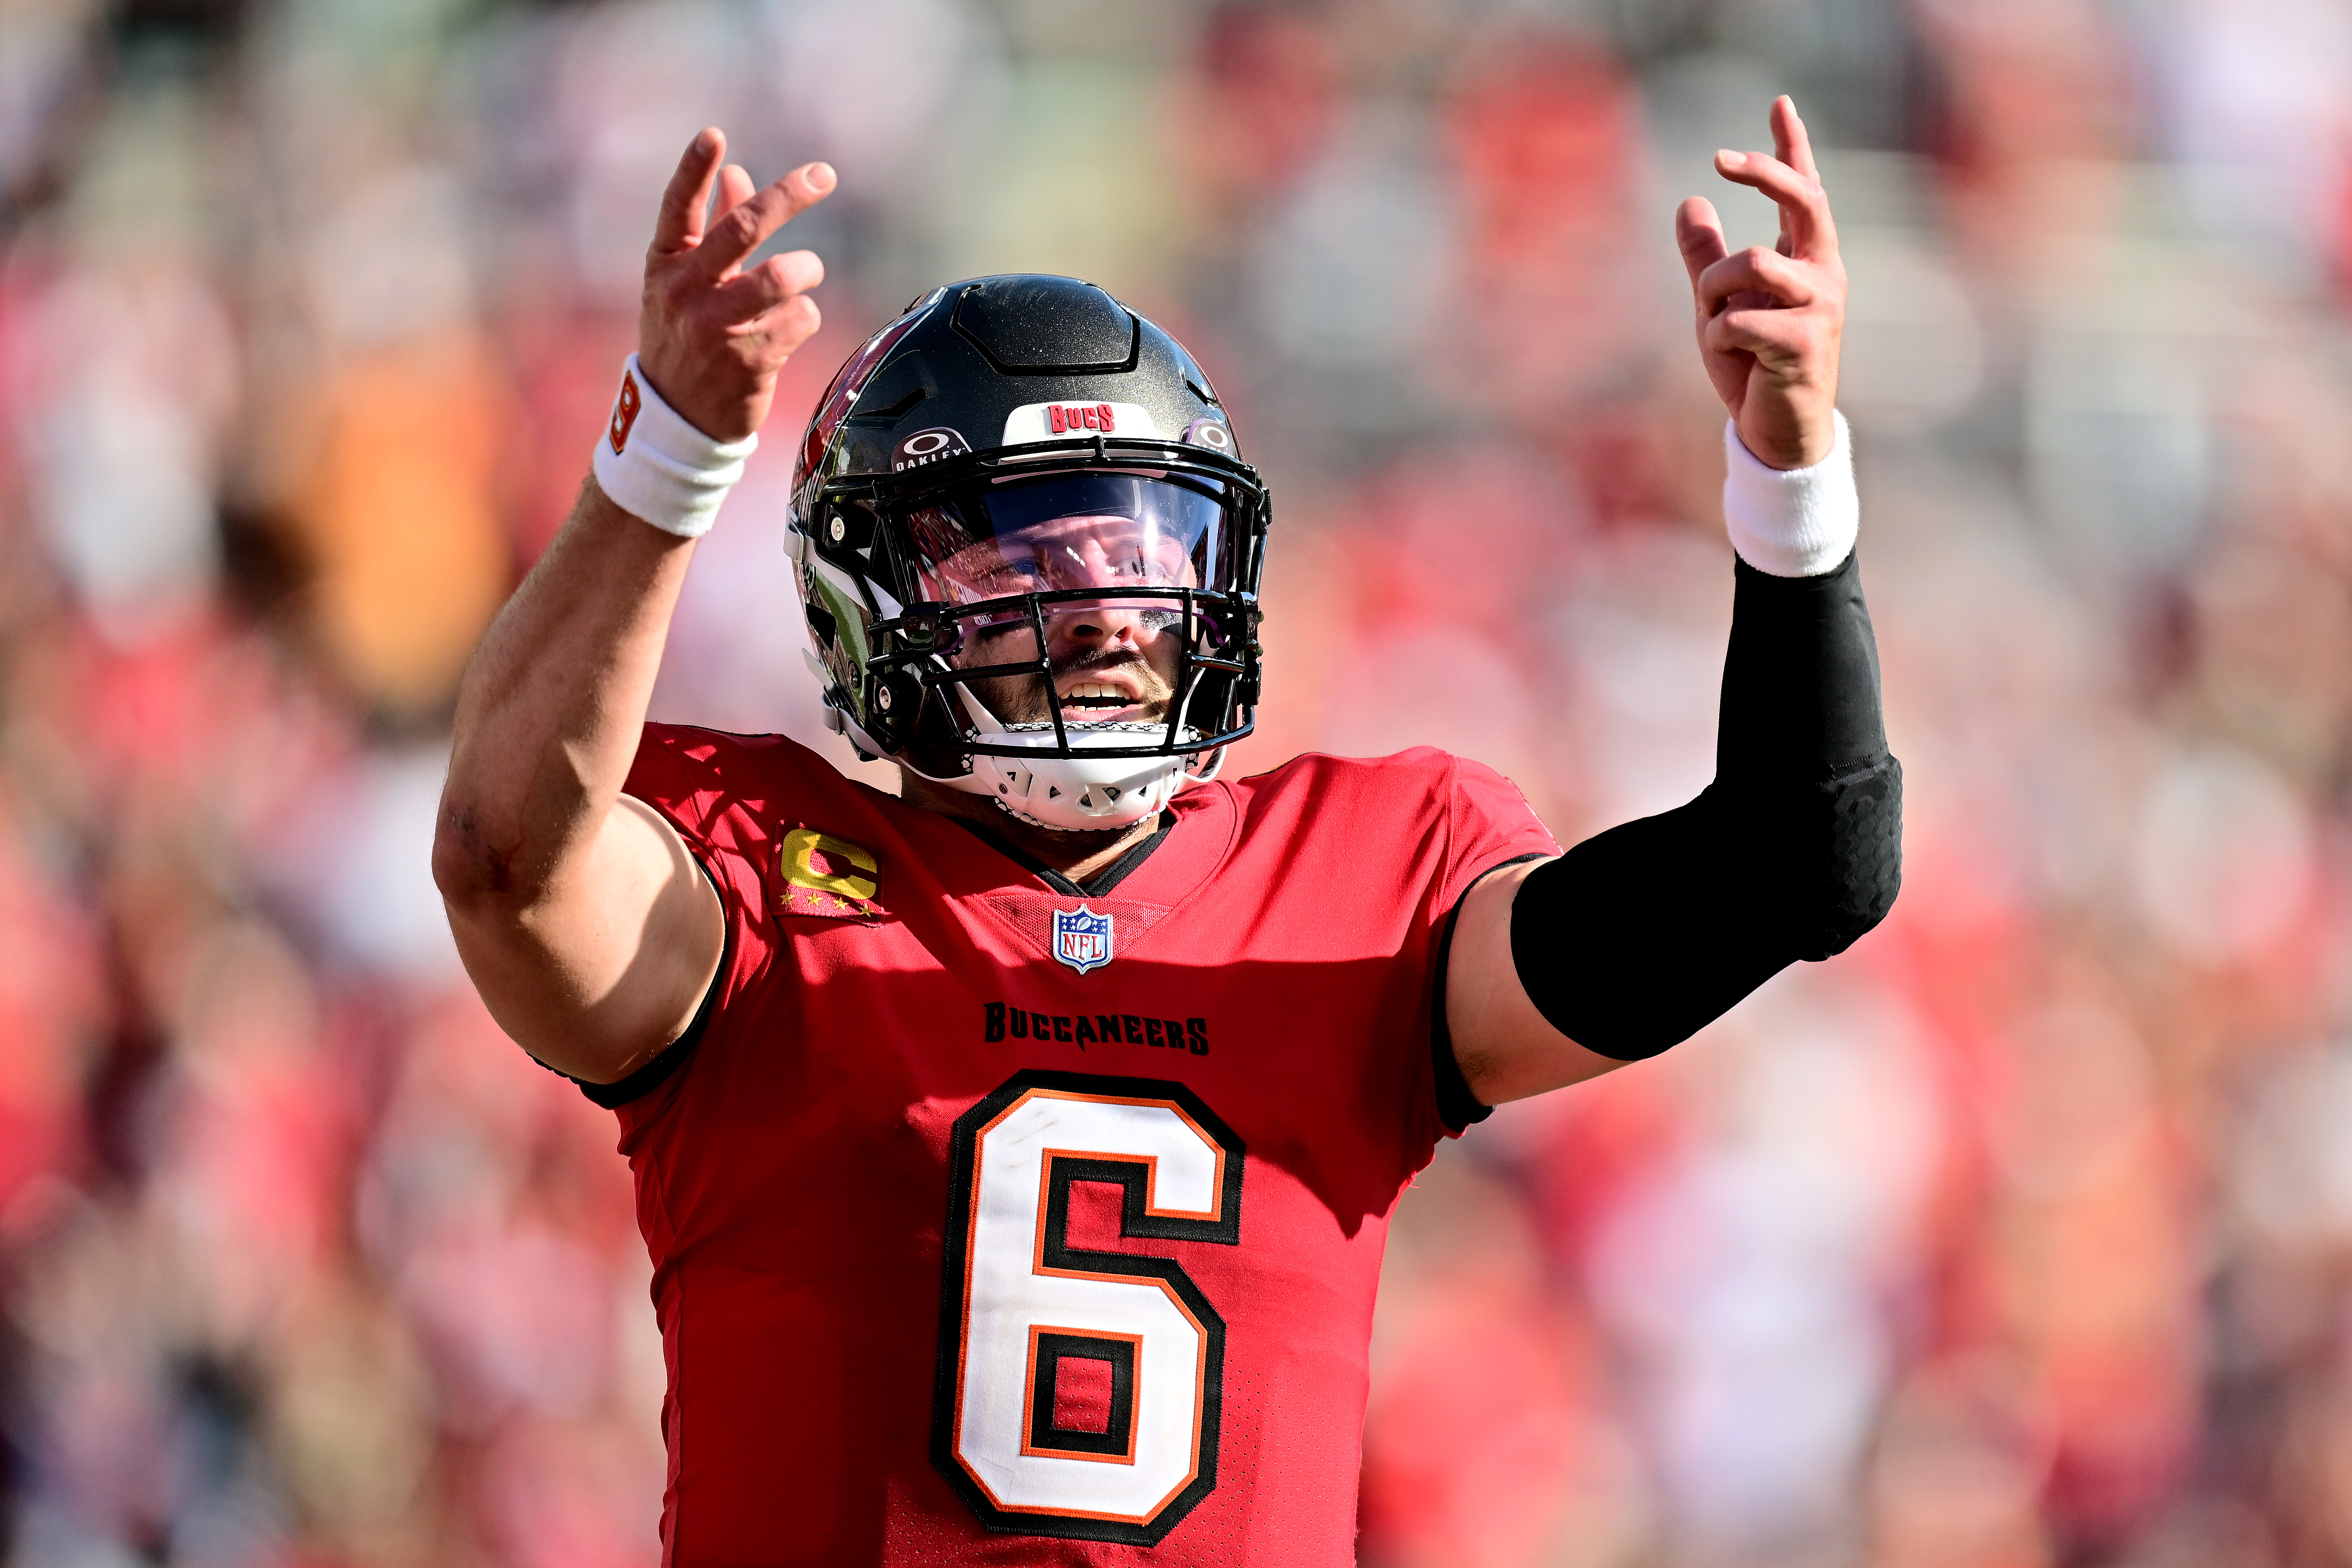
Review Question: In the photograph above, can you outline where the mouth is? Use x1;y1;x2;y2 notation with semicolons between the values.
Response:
1058;677;1149;722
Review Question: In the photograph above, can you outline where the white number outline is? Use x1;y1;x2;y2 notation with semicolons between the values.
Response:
930;1070;1245;1546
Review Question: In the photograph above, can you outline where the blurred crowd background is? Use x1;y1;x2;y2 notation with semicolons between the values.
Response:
3;0;2352;1563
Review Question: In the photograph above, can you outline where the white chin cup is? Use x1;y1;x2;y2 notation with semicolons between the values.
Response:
963;723;1209;831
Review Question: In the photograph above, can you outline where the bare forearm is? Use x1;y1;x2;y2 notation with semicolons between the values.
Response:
427;132;827;1079
435;477;693;909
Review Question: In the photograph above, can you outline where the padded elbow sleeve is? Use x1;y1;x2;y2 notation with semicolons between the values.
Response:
1721;549;1903;957
1807;753;1903;956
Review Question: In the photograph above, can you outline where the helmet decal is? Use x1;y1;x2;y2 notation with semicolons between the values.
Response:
892;427;972;472
1180;416;1234;454
1000;401;1163;446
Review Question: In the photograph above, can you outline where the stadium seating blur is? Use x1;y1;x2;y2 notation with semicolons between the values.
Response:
5;1;2352;1563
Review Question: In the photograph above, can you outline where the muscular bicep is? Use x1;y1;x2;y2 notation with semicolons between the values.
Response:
1445;858;1629;1105
443;793;724;1084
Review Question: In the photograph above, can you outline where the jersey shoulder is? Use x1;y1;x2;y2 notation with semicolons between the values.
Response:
1225;745;1506;821
625;723;876;844
1217;746;1558;889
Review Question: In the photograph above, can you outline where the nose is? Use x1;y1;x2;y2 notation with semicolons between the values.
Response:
1039;534;1152;651
1046;598;1156;654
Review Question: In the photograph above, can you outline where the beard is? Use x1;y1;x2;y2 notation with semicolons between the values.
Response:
956;636;1178;728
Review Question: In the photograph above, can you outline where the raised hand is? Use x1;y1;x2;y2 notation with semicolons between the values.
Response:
639;128;835;443
1675;96;1844;470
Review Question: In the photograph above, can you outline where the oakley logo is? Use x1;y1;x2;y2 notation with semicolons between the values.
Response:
893;426;972;471
1180;417;1232;453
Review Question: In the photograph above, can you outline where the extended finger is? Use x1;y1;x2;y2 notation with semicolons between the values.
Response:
1770;95;1819;184
713;249;824;321
1715;148;1837;264
694;162;838;278
1766;99;1818;257
711;163;757;227
1697;246;1817;316
653;128;726;253
1675;197;1729;294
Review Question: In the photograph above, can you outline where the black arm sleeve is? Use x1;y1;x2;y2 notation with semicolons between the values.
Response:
1506;549;1902;1061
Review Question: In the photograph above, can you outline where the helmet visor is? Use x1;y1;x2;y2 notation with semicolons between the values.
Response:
902;472;1231;624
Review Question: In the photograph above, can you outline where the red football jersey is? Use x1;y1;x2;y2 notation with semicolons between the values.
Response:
613;725;1558;1566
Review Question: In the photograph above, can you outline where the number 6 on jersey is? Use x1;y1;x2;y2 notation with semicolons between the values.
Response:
931;1070;1246;1546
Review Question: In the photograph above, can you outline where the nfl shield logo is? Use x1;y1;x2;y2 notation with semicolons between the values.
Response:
1052;904;1115;976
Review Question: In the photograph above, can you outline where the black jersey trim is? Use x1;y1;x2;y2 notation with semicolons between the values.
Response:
567;856;731;1109
1429;854;1550;1133
950;811;1176;898
1078;814;1178;896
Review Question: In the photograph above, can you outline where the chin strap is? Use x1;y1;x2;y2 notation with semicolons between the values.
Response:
884;684;1210;831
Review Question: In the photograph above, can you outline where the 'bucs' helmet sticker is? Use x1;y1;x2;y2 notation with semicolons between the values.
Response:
999;401;1163;446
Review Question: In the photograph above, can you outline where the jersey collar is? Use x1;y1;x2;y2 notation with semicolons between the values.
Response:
937;781;1235;913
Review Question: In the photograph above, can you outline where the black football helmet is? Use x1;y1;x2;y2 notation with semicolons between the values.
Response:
788;275;1270;831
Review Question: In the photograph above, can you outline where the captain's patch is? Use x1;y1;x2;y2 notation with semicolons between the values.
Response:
774;827;885;921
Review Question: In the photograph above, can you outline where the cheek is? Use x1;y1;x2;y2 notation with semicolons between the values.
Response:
957;623;1040;667
1140;628;1186;685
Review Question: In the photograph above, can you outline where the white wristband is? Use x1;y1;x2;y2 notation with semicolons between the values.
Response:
591;354;757;539
1721;410;1858;578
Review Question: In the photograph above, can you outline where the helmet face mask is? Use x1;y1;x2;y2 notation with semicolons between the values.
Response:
789;277;1270;831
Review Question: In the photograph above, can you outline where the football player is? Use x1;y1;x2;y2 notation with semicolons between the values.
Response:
434;96;1898;1564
